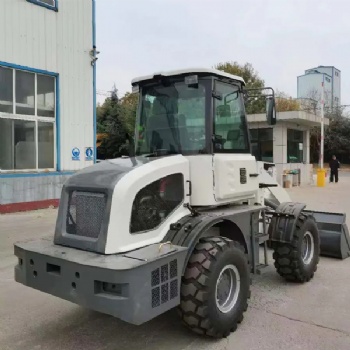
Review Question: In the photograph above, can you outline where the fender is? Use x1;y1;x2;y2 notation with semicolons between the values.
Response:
268;202;306;243
163;205;263;274
164;214;243;275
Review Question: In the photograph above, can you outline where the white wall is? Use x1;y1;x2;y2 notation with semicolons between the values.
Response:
273;124;286;165
300;66;341;107
312;67;341;105
297;73;333;109
0;0;94;171
273;122;311;185
249;120;313;186
334;69;341;105
274;163;313;186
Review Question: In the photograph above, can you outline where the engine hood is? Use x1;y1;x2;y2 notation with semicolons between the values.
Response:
64;156;150;191
54;157;150;253
53;155;190;255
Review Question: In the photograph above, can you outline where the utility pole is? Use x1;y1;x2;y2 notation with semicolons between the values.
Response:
317;78;326;187
320;79;324;169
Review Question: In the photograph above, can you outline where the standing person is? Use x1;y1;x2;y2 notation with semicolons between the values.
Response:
329;155;340;183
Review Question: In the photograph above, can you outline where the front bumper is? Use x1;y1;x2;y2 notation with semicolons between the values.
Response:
14;238;187;325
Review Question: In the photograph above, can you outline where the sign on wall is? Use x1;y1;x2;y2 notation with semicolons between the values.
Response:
72;147;80;161
85;147;94;161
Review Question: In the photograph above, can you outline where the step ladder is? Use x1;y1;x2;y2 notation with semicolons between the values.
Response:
250;210;270;274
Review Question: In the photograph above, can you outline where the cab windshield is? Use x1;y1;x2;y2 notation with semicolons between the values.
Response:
135;79;208;156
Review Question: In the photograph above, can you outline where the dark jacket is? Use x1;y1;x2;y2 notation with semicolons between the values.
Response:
329;159;340;171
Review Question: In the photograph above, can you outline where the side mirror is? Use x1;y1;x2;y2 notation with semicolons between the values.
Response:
243;87;277;125
266;97;276;125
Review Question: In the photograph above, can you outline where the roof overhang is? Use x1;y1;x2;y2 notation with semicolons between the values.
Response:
247;111;329;127
131;67;245;86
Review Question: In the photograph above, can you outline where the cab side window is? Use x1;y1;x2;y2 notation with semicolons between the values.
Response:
213;81;249;152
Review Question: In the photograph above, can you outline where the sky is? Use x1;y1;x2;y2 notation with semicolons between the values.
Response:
95;0;350;106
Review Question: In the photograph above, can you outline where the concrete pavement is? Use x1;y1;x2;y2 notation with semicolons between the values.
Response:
1;178;350;350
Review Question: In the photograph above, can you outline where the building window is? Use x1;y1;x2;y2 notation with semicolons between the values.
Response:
26;0;58;11
287;129;303;163
250;128;273;162
335;71;339;77
0;66;56;171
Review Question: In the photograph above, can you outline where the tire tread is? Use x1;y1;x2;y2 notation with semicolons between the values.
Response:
272;214;320;282
180;237;250;338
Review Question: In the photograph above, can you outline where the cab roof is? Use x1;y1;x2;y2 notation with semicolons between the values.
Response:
131;67;246;86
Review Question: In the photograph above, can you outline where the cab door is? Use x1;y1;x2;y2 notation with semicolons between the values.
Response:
212;80;259;204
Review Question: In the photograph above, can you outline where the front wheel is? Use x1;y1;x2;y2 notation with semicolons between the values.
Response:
272;214;320;282
179;237;251;338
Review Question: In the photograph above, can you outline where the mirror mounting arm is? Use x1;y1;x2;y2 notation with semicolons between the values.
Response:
242;87;277;126
212;90;223;100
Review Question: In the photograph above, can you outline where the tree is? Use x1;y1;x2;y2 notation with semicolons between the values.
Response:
275;90;301;112
324;108;350;164
299;87;350;164
309;105;350;165
96;86;134;159
120;91;139;135
96;84;119;134
214;61;266;114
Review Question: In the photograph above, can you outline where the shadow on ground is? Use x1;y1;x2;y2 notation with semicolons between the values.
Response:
5;305;219;350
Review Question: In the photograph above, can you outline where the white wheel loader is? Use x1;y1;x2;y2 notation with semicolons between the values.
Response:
14;68;350;338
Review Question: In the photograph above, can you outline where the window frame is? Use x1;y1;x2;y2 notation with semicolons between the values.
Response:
135;77;213;156
212;79;250;154
26;0;58;12
0;63;58;173
249;128;274;162
130;173;185;234
287;129;304;164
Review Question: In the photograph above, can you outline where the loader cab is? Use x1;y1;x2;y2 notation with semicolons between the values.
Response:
132;68;276;158
131;68;276;206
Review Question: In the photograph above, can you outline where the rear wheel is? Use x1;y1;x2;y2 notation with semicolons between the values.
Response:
272;214;320;282
179;237;251;338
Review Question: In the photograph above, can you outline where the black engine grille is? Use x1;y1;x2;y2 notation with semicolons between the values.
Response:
66;191;106;239
151;259;178;308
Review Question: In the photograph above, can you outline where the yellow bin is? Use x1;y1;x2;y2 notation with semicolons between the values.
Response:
317;168;326;187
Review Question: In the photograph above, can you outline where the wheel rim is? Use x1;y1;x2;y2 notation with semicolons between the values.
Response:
215;264;240;314
302;231;315;265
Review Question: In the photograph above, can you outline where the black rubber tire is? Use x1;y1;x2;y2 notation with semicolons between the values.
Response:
179;236;251;338
272;214;320;282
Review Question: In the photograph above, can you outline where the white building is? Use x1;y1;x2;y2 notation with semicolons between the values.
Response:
297;66;341;109
0;0;97;213
248;111;329;186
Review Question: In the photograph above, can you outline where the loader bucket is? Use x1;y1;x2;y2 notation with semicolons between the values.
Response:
304;210;350;259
